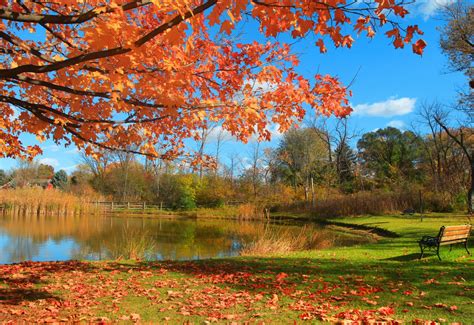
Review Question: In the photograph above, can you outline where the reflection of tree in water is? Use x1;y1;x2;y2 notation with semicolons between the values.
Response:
2;236;39;263
74;218;247;261
0;214;313;263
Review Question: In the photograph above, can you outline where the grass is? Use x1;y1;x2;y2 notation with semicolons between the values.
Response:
0;188;97;216
0;213;472;323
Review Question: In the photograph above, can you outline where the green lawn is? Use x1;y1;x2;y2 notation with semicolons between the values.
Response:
0;213;472;323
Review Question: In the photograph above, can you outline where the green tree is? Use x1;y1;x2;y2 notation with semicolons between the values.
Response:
37;164;55;180
276;128;327;187
357;127;424;184
335;141;356;191
274;127;327;206
0;169;8;186
52;170;68;190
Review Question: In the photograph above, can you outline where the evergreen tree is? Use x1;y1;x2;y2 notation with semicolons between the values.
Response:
335;142;356;188
52;170;68;190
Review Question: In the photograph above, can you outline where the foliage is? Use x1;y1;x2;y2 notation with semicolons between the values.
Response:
176;174;197;210
2;121;470;215
9;161;54;187
195;176;230;208
51;169;68;189
274;127;327;188
357;127;424;184
0;0;425;160
334;141;356;191
440;1;473;80
0;169;8;186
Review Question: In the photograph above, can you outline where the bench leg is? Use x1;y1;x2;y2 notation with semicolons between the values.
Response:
449;244;453;252
419;242;425;259
465;241;471;255
436;245;441;261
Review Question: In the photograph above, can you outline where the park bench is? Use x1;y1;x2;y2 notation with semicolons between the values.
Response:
419;224;471;260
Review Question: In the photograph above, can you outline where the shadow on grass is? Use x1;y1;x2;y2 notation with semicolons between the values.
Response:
0;261;95;305
383;253;420;261
0;288;59;304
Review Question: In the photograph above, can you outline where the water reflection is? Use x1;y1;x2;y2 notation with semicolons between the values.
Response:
0;215;286;264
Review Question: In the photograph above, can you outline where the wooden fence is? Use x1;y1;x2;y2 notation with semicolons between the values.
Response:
92;201;169;211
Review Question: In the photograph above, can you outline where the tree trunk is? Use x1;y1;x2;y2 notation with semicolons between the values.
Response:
469;159;474;214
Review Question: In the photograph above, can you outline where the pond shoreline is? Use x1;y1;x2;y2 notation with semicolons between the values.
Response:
0;213;472;323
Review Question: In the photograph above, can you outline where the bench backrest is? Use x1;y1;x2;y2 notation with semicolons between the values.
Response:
438;225;472;244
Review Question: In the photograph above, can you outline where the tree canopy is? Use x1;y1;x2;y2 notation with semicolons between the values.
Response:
0;0;426;161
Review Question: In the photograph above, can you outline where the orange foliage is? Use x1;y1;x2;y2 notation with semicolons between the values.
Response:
0;1;424;160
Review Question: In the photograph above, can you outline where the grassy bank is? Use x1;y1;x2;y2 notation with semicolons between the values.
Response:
0;214;472;323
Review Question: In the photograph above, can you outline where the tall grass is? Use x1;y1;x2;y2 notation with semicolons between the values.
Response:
110;227;156;261
276;189;440;217
0;188;97;217
241;224;372;256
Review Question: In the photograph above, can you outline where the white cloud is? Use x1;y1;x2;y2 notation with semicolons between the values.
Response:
62;164;78;172
267;124;284;139
386;120;406;129
38;157;59;168
417;0;455;18
206;123;284;144
65;147;79;154
44;145;61;152
353;97;416;117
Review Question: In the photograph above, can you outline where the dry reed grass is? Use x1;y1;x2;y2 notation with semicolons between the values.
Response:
0;188;97;217
241;225;340;256
110;227;156;261
237;203;269;219
278;189;424;217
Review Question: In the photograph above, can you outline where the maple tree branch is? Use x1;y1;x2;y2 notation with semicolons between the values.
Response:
434;116;471;163
0;94;170;126
63;125;163;159
15;0;79;49
0;0;218;78
134;0;217;47
0;30;55;63
7;76;174;111
0;0;152;24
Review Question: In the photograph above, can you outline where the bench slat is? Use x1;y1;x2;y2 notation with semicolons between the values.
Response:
439;239;469;245
442;225;472;231
440;235;470;242
442;229;471;237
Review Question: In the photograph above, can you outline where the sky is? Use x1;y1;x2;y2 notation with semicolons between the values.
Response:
0;0;468;173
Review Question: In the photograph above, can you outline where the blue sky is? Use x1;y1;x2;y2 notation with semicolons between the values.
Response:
0;0;467;173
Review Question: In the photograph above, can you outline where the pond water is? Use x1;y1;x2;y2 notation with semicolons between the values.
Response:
0;214;365;264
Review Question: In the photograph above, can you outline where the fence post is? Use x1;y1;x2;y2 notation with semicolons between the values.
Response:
111;201;114;210
419;190;423;222
143;202;146;210
160;202;163;211
127;202;130;209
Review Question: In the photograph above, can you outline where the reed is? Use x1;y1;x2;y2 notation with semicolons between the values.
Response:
110;227;156;261
0;188;97;217
277;189;427;217
236;203;270;219
241;225;340;256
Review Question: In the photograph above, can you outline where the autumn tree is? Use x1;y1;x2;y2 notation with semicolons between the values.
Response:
439;0;473;105
428;105;474;213
275;127;327;205
1;0;426;161
357;127;424;185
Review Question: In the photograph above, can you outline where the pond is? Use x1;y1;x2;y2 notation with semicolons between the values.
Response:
0;214;369;264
